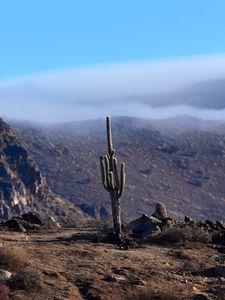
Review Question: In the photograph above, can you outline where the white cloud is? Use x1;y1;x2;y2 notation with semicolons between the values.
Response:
1;54;225;122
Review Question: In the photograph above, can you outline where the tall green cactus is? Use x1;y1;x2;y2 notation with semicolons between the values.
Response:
100;116;126;242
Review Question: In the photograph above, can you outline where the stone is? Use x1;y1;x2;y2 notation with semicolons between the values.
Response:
163;218;175;227
152;202;167;220
184;216;193;223
103;275;126;283
129;214;162;236
46;216;61;229
205;220;215;229
43;270;59;278
0;269;12;282
21;212;44;226
124;279;146;286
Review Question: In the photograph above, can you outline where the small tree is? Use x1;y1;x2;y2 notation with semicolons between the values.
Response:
100;116;126;243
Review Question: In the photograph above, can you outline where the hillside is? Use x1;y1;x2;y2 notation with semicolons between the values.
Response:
11;116;225;222
0;118;88;225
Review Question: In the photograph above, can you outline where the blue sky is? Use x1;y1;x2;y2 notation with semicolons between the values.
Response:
1;0;225;80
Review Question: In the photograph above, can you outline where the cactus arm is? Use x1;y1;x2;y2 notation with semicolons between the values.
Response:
104;155;110;186
118;163;126;199
100;156;109;191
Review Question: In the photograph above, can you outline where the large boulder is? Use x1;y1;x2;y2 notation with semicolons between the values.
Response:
129;214;162;236
21;212;44;226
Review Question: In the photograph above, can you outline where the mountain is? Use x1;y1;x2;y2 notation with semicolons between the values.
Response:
10;116;225;222
0;117;88;225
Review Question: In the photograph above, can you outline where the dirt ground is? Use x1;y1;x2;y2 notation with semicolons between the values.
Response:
0;229;225;300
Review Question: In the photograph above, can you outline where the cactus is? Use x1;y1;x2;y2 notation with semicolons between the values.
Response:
100;116;126;243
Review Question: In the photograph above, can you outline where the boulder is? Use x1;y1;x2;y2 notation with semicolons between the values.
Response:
129;214;162;236
152;202;167;220
21;212;44;226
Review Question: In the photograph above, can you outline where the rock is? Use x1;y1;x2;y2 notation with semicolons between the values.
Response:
103;275;126;283
205;220;215;229
129;214;162;236
152;202;167;220
43;270;59;278
4;219;23;230
124;279;146;286
4;218;41;231
184;216;193;223
45;216;61;229
216;221;225;230
0;269;12;281
21;212;43;226
162;217;175;227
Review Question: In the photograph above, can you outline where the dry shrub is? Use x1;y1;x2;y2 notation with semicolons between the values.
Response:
125;286;187;300
0;283;9;300
160;224;212;244
8;267;43;291
0;246;29;272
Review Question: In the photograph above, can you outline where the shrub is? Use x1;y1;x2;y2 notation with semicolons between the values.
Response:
0;246;29;272
8;267;43;291
0;283;9;300
160;224;212;244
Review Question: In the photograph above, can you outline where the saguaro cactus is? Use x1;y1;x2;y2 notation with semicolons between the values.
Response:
100;116;126;242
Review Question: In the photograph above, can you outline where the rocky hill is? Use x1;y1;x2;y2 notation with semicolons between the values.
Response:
0;118;88;225
10;116;225;222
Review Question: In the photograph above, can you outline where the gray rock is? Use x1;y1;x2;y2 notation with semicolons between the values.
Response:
104;274;126;283
184;216;193;223
152;202;167;220
0;269;12;281
129;214;162;236
124;279;146;286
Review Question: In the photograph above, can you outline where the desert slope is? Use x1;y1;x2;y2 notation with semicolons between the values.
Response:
10;116;225;222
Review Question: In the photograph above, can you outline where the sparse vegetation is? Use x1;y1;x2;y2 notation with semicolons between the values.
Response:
8;268;43;291
159;224;212;244
0;246;29;272
125;286;187;300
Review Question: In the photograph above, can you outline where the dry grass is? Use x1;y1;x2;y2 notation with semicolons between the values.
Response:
159;224;212;244
125;286;188;300
8;268;43;292
0;283;9;300
0;246;43;296
0;246;30;272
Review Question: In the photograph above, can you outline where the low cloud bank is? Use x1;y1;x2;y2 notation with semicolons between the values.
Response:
1;54;225;122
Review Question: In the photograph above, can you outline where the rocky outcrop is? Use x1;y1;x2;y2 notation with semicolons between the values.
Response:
0;118;89;225
0;118;47;220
